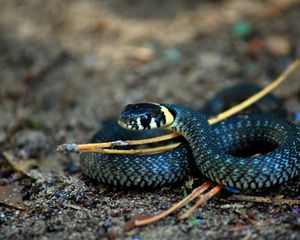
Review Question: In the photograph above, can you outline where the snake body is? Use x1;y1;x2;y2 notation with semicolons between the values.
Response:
147;104;300;189
80;85;300;189
80;121;193;188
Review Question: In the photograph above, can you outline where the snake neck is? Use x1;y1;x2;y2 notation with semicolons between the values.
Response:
163;103;218;161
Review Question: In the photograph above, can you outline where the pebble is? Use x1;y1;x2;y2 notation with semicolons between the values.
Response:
0;212;6;223
233;21;251;39
83;55;107;71
264;35;291;56
14;129;49;158
162;48;182;63
0;131;6;144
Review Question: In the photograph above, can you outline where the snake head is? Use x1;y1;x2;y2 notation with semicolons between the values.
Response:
118;103;174;130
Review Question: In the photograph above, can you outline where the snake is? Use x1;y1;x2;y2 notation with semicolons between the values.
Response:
80;84;300;189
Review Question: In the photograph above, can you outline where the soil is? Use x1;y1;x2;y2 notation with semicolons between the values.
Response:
1;0;300;239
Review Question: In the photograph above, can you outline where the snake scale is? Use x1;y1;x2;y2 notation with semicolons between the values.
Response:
80;84;300;189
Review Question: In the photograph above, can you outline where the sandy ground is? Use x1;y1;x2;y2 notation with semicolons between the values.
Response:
1;0;300;239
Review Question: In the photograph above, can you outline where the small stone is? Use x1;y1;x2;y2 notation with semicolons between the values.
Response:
0;131;7;143
264;35;291;56
0;212;6;223
14;130;49;158
83;55;107;71
233;21;251;39
132;47;153;62
162;48;182;62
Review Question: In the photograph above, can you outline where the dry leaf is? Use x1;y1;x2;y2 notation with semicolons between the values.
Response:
0;184;26;210
3;151;37;179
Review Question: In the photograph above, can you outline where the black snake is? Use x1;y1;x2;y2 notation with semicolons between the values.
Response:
80;83;300;189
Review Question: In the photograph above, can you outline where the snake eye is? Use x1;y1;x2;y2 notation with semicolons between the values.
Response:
140;114;151;128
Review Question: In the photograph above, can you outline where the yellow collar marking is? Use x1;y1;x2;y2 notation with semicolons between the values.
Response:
160;105;174;126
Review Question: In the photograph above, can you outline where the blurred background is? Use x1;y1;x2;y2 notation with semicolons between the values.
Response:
1;0;300;239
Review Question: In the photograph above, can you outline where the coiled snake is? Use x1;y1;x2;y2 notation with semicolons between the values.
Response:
80;84;300;189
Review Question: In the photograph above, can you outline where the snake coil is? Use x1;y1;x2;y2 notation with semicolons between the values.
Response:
80;84;300;189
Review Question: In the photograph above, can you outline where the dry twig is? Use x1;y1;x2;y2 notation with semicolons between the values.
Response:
57;59;300;155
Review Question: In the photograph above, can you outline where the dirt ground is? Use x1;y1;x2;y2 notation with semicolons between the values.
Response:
1;0;300;239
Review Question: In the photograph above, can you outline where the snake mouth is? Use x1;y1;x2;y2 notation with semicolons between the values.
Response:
118;103;175;130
